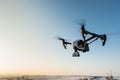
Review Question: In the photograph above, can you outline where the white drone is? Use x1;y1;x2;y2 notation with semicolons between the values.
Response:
57;24;107;57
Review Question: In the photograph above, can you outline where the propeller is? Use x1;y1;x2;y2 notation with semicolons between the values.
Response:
74;19;87;41
106;31;120;36
56;36;66;42
56;36;71;49
74;18;86;26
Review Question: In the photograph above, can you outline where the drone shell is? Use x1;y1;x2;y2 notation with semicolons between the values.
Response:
72;39;84;50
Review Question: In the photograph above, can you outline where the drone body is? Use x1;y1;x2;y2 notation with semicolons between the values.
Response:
57;24;107;57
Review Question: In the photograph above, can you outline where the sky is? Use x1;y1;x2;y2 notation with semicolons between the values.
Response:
0;0;120;76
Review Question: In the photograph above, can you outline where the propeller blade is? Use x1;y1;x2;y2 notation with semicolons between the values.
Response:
58;37;64;40
74;19;86;26
56;36;66;41
106;31;120;36
74;19;87;41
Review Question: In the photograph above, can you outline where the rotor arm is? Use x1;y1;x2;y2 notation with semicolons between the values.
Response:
84;30;101;37
80;26;100;41
57;37;71;49
62;41;71;49
100;34;107;46
65;42;72;45
84;35;97;43
80;26;107;46
84;34;107;46
88;37;99;44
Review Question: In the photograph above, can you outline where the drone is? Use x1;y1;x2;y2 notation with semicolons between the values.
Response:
57;24;107;57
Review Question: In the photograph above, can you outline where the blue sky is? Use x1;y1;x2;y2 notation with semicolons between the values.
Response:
0;0;120;76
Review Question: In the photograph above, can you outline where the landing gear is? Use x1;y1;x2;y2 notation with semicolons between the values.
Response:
72;52;80;57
